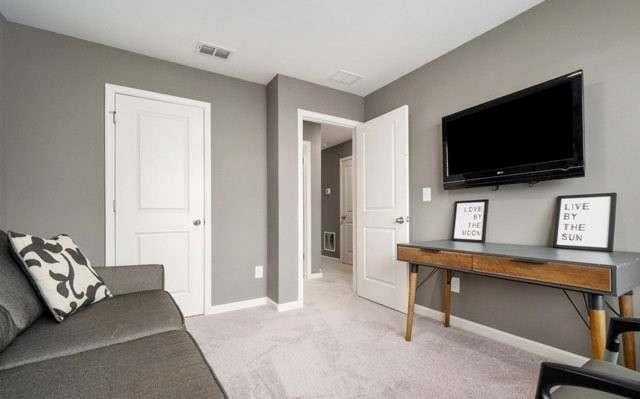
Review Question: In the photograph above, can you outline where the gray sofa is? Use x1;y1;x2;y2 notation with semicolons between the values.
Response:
0;230;226;398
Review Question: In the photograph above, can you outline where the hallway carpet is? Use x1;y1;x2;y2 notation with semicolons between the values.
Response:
187;259;545;398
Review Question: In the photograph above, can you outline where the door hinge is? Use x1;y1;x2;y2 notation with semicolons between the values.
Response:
110;110;117;124
112;200;116;213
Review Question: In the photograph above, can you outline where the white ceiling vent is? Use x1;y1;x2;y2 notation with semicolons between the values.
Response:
196;41;233;60
329;69;363;86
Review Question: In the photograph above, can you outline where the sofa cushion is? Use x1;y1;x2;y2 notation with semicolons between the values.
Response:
9;231;112;322
0;330;226;399
0;289;184;370
0;230;44;351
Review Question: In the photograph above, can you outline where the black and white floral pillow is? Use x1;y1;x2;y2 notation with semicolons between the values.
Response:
9;232;112;322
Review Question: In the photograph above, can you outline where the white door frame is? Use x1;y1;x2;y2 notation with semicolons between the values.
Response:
297;109;361;305
104;83;213;314
339;155;353;264
302;140;312;279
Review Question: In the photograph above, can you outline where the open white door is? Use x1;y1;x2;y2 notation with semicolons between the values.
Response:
356;105;409;312
340;156;354;265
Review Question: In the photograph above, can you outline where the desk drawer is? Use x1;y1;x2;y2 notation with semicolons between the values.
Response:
397;246;473;270
472;256;611;292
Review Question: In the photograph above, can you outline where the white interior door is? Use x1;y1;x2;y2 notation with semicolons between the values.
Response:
340;157;354;265
356;105;409;312
114;93;205;316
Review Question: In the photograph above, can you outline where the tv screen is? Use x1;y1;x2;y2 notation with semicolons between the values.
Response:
442;70;584;189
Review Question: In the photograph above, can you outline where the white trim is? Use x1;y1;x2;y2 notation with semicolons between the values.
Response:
206;297;268;314
202;100;213;316
104;86;116;267
413;304;589;367
297;109;361;306
269;298;304;312
104;83;213;316
298;109;363;128
308;272;324;279
321;255;340;261
303;140;312;279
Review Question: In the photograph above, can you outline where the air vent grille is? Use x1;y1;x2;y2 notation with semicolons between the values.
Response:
329;69;363;86
196;41;233;60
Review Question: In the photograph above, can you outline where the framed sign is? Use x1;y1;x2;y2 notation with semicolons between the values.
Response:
553;193;617;252
452;200;489;242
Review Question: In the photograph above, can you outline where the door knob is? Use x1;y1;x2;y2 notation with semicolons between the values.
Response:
193;219;202;226
395;217;405;224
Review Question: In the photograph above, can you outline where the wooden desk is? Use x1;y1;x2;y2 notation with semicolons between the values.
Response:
397;240;640;369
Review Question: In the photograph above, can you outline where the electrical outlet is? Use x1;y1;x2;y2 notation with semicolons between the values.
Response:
422;187;431;202
451;276;460;293
254;265;264;279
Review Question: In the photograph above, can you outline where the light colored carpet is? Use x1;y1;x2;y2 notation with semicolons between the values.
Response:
187;259;546;398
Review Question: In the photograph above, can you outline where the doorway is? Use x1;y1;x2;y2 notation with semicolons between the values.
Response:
297;106;410;312
105;84;212;317
298;110;359;305
302;120;354;281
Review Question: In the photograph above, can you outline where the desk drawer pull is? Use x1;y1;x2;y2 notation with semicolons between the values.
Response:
420;248;441;254
510;258;547;265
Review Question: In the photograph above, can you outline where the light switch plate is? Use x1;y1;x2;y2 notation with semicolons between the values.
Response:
254;265;264;279
451;276;460;293
422;187;431;202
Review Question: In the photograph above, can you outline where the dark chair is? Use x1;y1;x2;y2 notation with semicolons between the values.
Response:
536;317;640;399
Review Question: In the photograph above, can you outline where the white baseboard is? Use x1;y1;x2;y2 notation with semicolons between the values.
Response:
308;272;324;279
269;298;303;312
413;304;589;367
206;297;268;315
321;255;339;261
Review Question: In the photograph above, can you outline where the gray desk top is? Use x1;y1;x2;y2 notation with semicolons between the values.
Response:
400;240;640;295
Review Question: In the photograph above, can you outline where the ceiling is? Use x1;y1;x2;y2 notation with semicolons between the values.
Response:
0;0;543;96
321;124;354;149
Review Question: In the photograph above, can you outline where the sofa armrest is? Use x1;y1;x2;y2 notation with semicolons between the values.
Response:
535;362;640;399
94;264;165;295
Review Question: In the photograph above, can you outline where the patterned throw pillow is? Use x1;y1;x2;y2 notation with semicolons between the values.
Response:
8;232;112;322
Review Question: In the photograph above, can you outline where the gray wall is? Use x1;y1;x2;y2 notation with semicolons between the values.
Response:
321;140;352;259
267;75;363;303
303;121;322;273
266;79;279;301
0;12;7;228
364;0;640;356
2;23;267;306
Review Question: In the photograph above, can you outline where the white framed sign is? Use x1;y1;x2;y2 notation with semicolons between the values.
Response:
452;200;489;242
553;193;617;252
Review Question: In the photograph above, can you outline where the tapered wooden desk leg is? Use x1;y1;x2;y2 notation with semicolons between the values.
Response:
404;264;419;341
589;294;606;360
619;291;636;370
442;270;452;327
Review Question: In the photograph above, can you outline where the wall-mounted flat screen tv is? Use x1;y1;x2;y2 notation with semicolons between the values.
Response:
442;70;584;190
